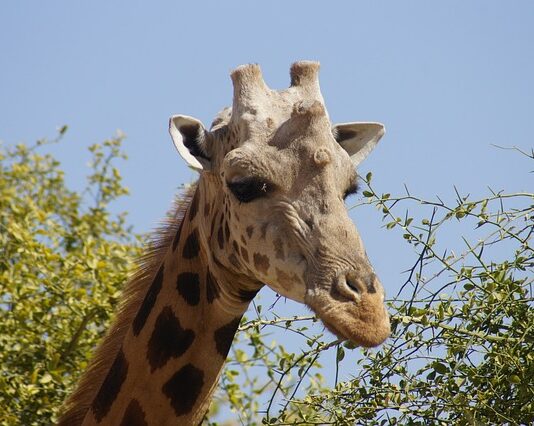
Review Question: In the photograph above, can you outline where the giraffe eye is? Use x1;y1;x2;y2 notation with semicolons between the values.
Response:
227;177;270;203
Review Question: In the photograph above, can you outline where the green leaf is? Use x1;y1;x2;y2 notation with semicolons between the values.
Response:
336;346;345;362
39;373;52;384
433;362;448;375
508;375;521;384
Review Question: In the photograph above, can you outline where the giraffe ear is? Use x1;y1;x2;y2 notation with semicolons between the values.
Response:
333;122;385;166
169;115;211;171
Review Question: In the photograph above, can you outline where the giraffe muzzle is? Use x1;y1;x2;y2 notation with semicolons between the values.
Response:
305;269;390;347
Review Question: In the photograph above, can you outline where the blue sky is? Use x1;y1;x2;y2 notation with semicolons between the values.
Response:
2;0;532;289
2;0;533;418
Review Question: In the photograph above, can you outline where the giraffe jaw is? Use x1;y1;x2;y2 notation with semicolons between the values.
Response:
318;309;390;347
306;290;391;347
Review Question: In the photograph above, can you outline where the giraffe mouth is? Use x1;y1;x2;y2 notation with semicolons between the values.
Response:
320;318;349;341
315;306;390;347
306;285;391;347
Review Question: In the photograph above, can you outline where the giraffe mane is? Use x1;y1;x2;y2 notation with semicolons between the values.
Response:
58;184;197;426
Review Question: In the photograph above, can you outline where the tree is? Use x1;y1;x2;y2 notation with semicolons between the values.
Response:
1;130;532;425
0;130;140;425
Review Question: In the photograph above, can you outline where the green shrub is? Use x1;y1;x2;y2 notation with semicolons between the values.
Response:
0;130;140;425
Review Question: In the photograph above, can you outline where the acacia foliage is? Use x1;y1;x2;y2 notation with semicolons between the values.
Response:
0;130;140;425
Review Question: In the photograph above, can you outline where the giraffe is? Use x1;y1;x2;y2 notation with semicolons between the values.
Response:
59;61;390;425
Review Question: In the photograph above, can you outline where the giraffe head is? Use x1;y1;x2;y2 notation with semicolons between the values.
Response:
169;62;390;347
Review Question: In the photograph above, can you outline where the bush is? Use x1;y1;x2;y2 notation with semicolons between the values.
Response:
0;130;140;425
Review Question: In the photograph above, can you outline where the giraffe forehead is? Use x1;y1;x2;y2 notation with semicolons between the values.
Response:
212;82;332;150
221;140;351;194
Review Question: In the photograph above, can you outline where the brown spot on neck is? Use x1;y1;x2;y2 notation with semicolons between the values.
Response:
176;272;201;306
133;264;164;336
238;288;259;302
162;364;204;417
232;240;239;253
206;269;220;303
172;219;185;252
92;349;128;422
224;221;230;242
210;214;217;235
240;246;249;263
260;223;268;239
189;190;200;221
213;317;242;357
273;238;285;260
228;253;240;268
182;229;200;259
253;252;270;274
217;226;225;250
147;306;195;372
120;399;148;426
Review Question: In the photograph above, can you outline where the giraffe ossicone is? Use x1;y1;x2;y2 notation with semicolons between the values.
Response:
60;61;390;426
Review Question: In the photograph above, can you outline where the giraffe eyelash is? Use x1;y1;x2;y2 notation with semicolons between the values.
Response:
343;183;359;200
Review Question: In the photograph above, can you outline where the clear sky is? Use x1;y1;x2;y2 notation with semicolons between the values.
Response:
2;0;533;418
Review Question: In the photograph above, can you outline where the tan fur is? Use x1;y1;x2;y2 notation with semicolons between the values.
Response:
58;186;197;425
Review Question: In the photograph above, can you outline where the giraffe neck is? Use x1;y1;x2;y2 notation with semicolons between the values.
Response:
77;182;257;425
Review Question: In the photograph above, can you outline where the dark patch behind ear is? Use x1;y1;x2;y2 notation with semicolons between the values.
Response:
180;124;210;162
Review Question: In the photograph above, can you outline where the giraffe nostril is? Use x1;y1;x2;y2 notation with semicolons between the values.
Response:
335;272;362;303
346;276;360;294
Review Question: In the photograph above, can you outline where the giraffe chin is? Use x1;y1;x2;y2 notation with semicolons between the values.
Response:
320;313;390;347
307;295;391;347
